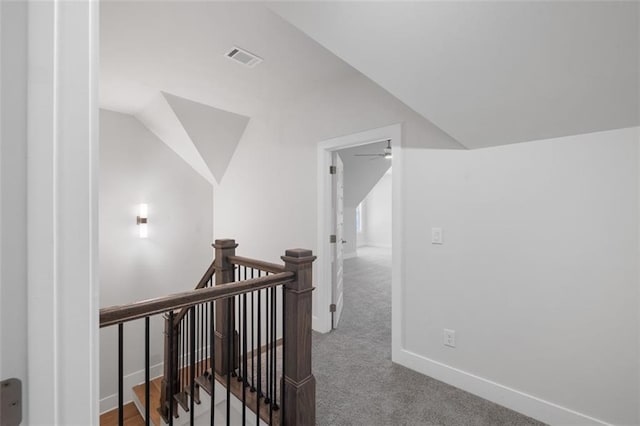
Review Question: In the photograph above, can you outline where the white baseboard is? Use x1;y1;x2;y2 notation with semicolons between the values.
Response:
312;315;330;334
100;362;164;414
394;348;611;426
361;243;391;249
343;252;357;260
100;345;212;414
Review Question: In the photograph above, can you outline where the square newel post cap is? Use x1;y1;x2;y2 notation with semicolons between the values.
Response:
212;239;238;249
281;249;316;264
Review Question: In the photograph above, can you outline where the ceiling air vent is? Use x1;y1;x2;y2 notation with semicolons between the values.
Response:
225;46;263;68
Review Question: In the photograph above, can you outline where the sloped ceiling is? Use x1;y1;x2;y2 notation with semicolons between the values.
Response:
136;93;215;184
164;93;249;184
100;1;369;183
100;1;358;117
270;1;640;148
338;141;391;208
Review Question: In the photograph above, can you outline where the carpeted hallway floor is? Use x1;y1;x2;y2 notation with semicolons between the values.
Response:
312;247;545;426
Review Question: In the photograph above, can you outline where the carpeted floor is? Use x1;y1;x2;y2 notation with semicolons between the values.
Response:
312;247;545;426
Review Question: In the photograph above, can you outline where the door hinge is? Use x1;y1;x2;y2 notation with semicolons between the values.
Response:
329;234;336;243
1;378;22;426
330;304;336;313
329;165;336;175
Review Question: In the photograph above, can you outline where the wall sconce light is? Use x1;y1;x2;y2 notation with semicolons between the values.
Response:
137;203;148;238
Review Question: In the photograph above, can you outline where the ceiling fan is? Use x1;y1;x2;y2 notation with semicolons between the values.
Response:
354;139;392;160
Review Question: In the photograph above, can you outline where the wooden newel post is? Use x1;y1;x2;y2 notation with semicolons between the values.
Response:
281;248;317;426
213;239;238;375
159;314;179;422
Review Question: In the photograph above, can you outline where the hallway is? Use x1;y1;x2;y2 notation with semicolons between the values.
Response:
312;247;544;426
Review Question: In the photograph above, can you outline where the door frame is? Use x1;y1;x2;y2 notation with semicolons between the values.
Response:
315;123;403;352
26;2;99;424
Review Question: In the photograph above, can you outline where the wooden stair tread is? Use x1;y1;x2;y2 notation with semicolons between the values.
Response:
132;344;281;425
99;402;145;426
196;370;280;426
132;376;163;426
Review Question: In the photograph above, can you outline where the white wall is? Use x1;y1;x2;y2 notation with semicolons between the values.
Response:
338;144;392;258
360;173;392;248
0;0;28;419
210;61;639;424
99;110;214;410
213;73;461;321
399;127;639;425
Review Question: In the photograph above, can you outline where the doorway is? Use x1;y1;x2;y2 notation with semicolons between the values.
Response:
315;124;402;344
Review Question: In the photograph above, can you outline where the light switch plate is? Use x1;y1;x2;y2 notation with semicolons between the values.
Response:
431;228;443;244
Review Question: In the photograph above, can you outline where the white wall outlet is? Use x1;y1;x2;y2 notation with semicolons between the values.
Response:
444;329;456;347
431;227;443;244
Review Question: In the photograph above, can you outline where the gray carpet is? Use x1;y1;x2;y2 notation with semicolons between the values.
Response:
312;247;545;426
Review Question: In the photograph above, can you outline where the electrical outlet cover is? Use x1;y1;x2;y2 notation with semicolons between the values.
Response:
444;329;456;347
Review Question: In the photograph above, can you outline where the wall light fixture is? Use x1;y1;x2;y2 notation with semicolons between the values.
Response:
137;203;148;238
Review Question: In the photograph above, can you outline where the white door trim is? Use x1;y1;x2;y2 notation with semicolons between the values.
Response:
27;1;99;423
315;123;403;353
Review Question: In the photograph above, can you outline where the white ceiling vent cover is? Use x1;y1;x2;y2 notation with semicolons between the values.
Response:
225;46;263;68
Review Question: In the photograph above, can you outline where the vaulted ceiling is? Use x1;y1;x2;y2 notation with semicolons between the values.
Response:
100;1;361;183
101;1;639;161
100;1;357;117
270;1;639;148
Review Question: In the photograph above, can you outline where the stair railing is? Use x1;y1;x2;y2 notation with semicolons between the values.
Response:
160;258;217;422
99;239;316;426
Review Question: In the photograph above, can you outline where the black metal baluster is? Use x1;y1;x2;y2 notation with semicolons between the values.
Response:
145;317;150;426
256;285;262;425
118;323;124;426
185;315;191;400
205;298;209;384
168;311;175;426
272;286;278;411
269;288;274;424
185;315;188;394
181;318;185;397
209;300;215;426
265;286;271;406
226;297;232;426
237;285;243;384
203;303;206;377
280;286;286;426
190;307;196;424
250;269;255;393
242;291;248;425
200;301;204;378
196;304;200;379
204;303;207;377
199;304;203;379
184;317;188;396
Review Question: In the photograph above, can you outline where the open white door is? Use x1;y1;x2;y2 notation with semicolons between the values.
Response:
331;153;345;328
317;124;401;335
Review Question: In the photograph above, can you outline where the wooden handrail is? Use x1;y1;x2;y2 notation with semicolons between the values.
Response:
99;271;294;328
173;259;216;325
227;255;285;274
194;260;217;290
